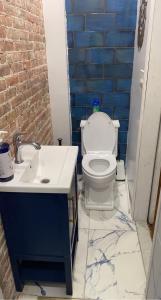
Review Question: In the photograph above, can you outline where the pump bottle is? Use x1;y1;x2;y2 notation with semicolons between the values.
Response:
0;131;14;182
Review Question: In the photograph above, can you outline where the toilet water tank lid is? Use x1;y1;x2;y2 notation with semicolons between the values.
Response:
83;112;116;152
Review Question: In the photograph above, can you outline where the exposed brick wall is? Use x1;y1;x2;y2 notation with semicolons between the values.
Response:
0;0;53;298
0;223;16;299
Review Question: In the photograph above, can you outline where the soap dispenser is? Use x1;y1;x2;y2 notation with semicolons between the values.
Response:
0;131;14;182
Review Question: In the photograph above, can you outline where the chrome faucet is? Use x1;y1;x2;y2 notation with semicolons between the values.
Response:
13;132;41;164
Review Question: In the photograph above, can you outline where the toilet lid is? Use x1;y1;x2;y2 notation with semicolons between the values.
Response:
83;112;116;152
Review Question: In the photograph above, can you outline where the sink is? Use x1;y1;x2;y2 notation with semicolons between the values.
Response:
0;146;78;193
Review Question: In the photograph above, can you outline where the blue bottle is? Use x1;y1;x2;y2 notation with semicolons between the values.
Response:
92;98;100;113
0;131;14;182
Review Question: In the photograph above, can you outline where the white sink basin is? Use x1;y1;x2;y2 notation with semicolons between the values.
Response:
0;146;78;193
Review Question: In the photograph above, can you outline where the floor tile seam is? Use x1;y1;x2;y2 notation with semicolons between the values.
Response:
83;228;90;299
87;228;137;232
125;177;132;215
135;224;147;278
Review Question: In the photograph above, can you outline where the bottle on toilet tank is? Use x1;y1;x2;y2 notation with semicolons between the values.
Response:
92;98;100;113
0;131;14;182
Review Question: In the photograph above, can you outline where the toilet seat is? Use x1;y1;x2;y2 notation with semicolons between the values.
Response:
83;112;116;153
82;153;116;178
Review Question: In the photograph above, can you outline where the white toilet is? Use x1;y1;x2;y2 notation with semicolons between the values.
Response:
80;112;120;210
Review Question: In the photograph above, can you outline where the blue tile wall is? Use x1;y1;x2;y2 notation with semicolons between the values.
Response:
67;32;74;48
106;0;137;13
66;0;72;13
67;15;84;31
117;79;132;91
86;14;115;31
116;49;134;63
116;14;136;29
70;64;103;79
104;64;133;78
76;32;104;47
86;48;114;64
68;49;86;63
74;0;105;13
105;31;135;47
65;0;137;165
87;80;113;93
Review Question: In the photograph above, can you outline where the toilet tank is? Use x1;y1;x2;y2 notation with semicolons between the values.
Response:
80;119;120;157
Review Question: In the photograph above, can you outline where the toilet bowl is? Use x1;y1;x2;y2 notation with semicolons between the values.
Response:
82;153;116;189
81;112;120;210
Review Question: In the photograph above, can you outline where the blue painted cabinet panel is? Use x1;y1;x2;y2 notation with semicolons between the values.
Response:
0;172;78;296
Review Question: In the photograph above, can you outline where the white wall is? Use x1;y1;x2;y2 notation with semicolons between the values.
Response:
42;0;72;145
148;123;161;224
126;0;156;218
133;0;161;220
147;192;161;299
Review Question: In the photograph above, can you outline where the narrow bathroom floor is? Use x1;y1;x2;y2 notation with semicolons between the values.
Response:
21;179;146;300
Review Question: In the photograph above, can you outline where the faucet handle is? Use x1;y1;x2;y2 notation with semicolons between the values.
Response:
13;131;26;144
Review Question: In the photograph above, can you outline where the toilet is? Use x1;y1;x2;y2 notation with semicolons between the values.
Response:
80;112;120;210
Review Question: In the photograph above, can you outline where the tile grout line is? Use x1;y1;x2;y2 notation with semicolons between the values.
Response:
82;215;90;299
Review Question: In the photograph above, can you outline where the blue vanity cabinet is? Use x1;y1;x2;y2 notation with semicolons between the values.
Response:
0;170;78;295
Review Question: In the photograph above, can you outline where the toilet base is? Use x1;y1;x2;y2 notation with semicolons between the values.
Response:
84;180;115;211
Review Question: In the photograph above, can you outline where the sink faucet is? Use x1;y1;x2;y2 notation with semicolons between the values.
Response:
13;132;41;164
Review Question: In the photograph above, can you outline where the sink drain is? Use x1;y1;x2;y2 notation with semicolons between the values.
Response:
41;178;50;184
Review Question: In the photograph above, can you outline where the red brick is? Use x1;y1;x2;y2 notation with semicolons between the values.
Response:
6;75;19;87
0;26;6;38
0;2;4;12
0;79;7;92
0;92;5;104
0;64;10;76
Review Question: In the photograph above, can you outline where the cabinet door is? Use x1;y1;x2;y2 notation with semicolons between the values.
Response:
68;172;78;239
1;193;69;257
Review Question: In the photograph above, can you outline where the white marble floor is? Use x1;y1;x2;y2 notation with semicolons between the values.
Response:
21;179;146;300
